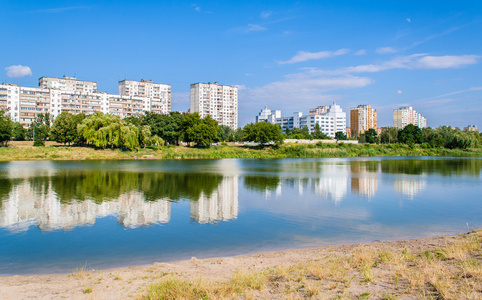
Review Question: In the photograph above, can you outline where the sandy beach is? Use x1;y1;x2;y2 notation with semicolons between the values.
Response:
1;230;481;299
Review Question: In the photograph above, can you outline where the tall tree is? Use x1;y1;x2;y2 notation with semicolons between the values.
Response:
364;128;379;144
398;124;422;144
50;112;85;145
218;125;235;142
0;109;13;146
243;122;284;145
335;131;347;141
12;122;26;141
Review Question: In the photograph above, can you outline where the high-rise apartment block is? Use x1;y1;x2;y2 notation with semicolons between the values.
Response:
190;82;238;129
393;106;427;129
256;103;346;138
350;105;377;136
39;76;97;93
118;79;171;112
1;76;171;127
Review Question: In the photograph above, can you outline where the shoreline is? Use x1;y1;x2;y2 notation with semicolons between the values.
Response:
0;141;481;162
1;231;480;299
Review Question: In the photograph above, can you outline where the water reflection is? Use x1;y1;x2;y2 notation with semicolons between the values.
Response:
0;158;481;233
350;161;379;198
0;168;241;231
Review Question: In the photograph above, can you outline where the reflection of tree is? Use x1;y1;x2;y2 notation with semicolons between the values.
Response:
244;176;282;192
0;178;24;207
48;171;223;203
381;159;482;176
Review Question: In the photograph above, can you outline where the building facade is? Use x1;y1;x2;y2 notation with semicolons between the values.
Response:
464;125;478;132
393;106;427;129
190;82;238;129
350;104;377;136
255;103;347;138
118;79;171;112
1;76;171;127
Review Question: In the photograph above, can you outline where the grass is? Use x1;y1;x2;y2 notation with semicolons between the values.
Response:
143;230;482;300
70;262;92;280
0;141;481;161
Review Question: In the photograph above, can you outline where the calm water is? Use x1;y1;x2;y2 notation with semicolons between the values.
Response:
0;157;481;275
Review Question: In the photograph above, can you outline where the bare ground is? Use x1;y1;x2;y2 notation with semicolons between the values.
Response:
1;230;481;299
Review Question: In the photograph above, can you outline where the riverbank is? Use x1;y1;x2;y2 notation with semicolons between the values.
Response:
0;141;481;161
0;230;480;299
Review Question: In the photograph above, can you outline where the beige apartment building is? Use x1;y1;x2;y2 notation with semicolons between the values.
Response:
393;106;427;129
1;76;171;127
190;82;238;129
350;104;377;136
39;76;97;93
118;79;171;112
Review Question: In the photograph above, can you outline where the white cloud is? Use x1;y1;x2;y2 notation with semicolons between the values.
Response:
247;24;267;32
354;49;367;56
397;90;403;95
260;11;272;19
302;53;479;76
242;71;373;110
414;55;479;69
278;49;349;65
5;65;32;78
406;18;411;23
376;47;397;54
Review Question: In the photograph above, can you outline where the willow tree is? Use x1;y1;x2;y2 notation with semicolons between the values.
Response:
78;113;140;149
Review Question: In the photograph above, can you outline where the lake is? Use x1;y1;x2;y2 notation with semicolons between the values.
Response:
0;157;481;275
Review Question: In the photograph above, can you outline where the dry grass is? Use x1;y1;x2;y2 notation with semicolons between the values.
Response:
144;230;482;299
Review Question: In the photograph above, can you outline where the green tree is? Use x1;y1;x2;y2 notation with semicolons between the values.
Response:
50;112;85;145
380;127;399;144
185;115;218;147
398;124;422;144
243;122;284;145
142;111;182;144
180;113;202;143
28;113;51;146
234;127;244;142
218;125;235;142
12;122;27;141
0;109;13;146
364;128;379;144
335;131;347;141
78;113;140;149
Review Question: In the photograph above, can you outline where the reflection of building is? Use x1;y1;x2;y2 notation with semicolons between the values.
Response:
394;179;427;198
0;180;171;232
190;176;239;224
350;162;379;198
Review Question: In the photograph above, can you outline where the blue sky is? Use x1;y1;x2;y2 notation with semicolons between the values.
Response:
1;0;481;128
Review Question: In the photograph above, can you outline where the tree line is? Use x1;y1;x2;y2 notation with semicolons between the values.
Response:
0;109;480;150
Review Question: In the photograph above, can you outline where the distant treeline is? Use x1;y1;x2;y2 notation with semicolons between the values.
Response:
0;110;480;150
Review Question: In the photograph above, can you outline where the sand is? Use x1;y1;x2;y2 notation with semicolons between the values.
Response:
0;232;480;300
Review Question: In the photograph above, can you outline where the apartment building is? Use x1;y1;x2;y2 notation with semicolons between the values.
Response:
393;106;427;129
350;105;377;136
39;76;97;93
118;79;171;112
2;76;171;127
309;105;329;115
256;103;347;138
190;82;238;129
